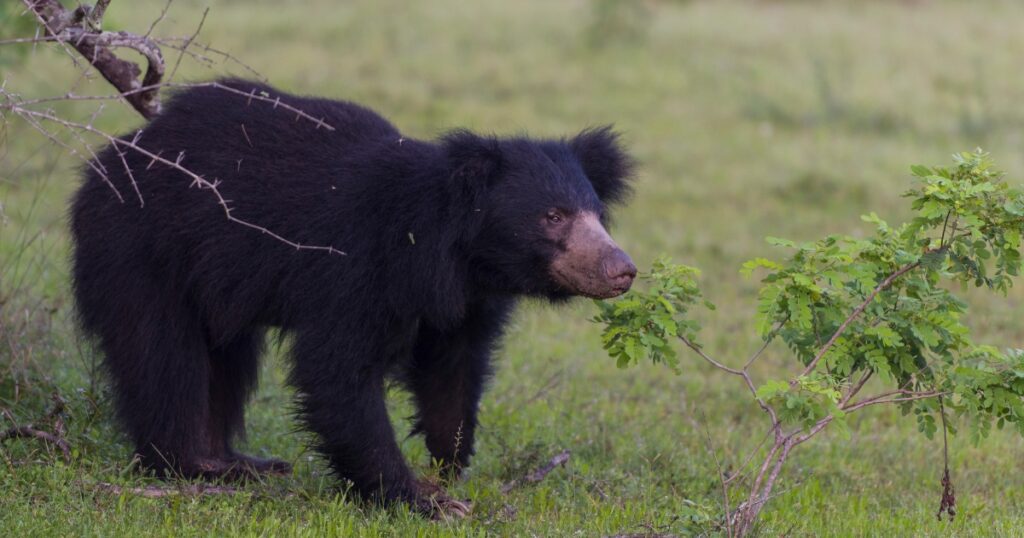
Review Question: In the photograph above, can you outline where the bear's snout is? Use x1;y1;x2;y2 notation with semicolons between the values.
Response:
602;248;637;294
549;211;636;299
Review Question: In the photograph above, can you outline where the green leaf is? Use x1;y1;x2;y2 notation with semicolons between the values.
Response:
741;257;784;278
920;249;947;270
765;236;797;248
910;164;932;177
912;323;942;349
756;379;790;400
918;200;947;219
787;291;814;330
866;325;903;348
755;285;783;337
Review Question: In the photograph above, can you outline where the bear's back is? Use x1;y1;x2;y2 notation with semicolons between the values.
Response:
76;80;408;213
152;79;401;151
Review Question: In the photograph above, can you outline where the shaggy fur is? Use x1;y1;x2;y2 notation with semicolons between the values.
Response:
69;79;633;510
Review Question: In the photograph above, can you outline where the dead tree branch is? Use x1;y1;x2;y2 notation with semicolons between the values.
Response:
500;449;571;494
0;394;71;463
0;425;71;462
23;0;165;119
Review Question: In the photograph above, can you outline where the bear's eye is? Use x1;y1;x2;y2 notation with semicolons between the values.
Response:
546;209;565;224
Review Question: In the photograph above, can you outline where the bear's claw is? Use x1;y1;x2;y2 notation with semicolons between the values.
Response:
413;479;473;520
428;496;473;521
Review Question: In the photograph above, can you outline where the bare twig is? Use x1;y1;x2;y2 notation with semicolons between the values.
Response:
743;317;789;370
722;428;771;487
11;107;120;201
679;335;743;375
740;440;780;523
780;389;949;451
0;395;71;463
0;35;67;46
166;7;208;83
0;94;344;255
143;0;174;38
154;37;267;81
698;412;733;537
11;82;334;131
679;335;781;436
500;449;571;494
843;390;948;413
841;370;872;406
522;370;562;407
0;425;71;462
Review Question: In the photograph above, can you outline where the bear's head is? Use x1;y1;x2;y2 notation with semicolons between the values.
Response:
445;127;637;301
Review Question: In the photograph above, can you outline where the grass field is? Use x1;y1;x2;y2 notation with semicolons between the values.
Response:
3;1;1024;536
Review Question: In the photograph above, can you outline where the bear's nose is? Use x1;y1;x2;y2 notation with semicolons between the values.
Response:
604;249;637;290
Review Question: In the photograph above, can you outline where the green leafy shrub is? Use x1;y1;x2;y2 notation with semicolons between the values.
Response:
595;150;1024;535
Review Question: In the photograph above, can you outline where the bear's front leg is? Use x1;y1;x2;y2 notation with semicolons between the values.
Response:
291;331;470;519
408;348;488;476
408;300;512;477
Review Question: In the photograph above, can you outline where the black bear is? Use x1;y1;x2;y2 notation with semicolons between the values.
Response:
70;79;636;517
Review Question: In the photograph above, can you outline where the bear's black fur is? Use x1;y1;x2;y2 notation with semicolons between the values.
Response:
70;79;634;514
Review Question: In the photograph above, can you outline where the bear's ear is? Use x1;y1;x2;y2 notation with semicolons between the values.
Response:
440;130;503;247
442;129;503;193
569;126;635;205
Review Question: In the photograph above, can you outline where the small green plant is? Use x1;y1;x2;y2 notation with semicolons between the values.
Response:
595;150;1024;536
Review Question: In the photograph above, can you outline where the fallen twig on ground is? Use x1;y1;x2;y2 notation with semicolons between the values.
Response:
500;449;571;494
0;393;71;463
0;424;71;462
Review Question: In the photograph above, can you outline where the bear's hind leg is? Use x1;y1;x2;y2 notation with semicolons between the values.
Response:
94;291;216;479
207;330;291;477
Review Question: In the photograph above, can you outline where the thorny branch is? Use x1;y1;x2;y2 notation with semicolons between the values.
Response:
2;0;346;256
1;98;345;255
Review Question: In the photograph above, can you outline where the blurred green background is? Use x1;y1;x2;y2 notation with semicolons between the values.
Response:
2;1;1024;535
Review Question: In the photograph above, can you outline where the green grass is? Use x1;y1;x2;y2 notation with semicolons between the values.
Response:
3;0;1024;535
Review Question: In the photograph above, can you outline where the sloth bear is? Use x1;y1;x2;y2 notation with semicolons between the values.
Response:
70;79;636;518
